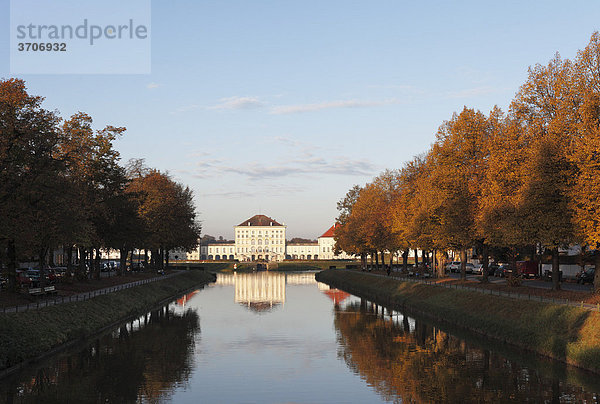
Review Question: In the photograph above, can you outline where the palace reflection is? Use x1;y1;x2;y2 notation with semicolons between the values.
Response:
215;272;317;313
333;298;600;403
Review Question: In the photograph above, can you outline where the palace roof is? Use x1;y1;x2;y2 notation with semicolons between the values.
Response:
319;224;337;238
237;214;283;227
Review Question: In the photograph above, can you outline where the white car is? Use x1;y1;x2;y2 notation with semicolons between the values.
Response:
472;264;483;275
446;261;461;273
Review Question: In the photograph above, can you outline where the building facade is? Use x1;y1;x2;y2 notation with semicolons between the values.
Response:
176;214;353;262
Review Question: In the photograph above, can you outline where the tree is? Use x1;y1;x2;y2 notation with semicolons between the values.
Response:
56;112;126;279
509;54;577;290
571;32;600;292
427;107;493;279
0;79;62;288
128;170;201;269
335;186;365;260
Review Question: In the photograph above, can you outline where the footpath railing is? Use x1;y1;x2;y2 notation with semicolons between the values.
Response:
362;271;600;313
1;271;184;314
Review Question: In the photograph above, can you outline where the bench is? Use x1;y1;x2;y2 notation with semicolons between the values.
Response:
44;286;57;295
28;286;57;296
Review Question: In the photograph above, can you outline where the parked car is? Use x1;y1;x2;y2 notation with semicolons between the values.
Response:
51;267;67;279
465;263;475;274
577;267;595;285
472;264;483;275
494;263;512;278
446;261;461;273
516;261;539;278
26;269;41;287
16;270;32;287
488;263;499;277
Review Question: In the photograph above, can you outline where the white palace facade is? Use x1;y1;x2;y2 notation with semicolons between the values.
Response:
177;214;353;262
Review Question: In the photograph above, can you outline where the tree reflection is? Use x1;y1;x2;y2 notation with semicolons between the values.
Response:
1;304;200;403
334;301;600;403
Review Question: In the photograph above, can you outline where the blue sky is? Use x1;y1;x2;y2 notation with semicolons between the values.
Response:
1;0;599;238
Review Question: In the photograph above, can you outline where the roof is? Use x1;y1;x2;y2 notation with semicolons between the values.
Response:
319;224;337;238
237;214;283;227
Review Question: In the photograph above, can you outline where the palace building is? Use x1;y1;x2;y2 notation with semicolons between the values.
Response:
178;214;353;262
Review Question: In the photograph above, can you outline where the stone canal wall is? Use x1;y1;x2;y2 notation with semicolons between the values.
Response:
316;269;600;374
0;270;216;376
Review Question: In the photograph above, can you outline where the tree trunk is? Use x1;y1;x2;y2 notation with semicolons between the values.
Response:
594;251;600;294
66;245;73;279
422;250;427;269
482;243;489;283
460;248;467;280
7;239;16;290
552;247;561;291
375;251;379;271
39;246;48;288
369;254;373;271
78;247;87;280
414;249;419;269
402;250;409;272
129;249;134;271
94;247;101;280
119;248;127;276
165;249;170;269
151;249;157;269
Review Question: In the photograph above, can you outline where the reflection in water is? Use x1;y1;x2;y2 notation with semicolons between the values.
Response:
3;273;600;403
216;272;317;312
334;299;600;403
0;300;200;403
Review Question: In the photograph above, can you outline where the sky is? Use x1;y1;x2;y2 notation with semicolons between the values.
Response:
1;0;599;239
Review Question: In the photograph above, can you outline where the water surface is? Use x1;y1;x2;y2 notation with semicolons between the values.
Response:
1;271;599;403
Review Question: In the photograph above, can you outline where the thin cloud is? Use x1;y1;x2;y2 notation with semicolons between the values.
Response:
146;82;160;89
269;98;400;115
195;154;377;180
209;96;265;110
200;184;304;198
445;86;499;99
170;104;201;114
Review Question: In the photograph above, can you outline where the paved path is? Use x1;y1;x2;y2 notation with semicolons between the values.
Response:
447;273;593;292
344;270;600;312
1;271;184;314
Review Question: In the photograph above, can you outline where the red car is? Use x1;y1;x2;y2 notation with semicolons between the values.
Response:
516;261;539;278
15;270;32;287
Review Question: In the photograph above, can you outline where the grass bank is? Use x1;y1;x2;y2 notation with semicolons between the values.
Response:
0;270;215;373
316;269;600;373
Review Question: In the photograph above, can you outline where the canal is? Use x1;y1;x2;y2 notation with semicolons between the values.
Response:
1;271;599;403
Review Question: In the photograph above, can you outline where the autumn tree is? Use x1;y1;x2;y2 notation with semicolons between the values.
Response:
0;79;63;288
56;112;126;279
427;107;493;279
128;169;201;270
571;32;600;292
335;185;370;268
509;54;578;290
